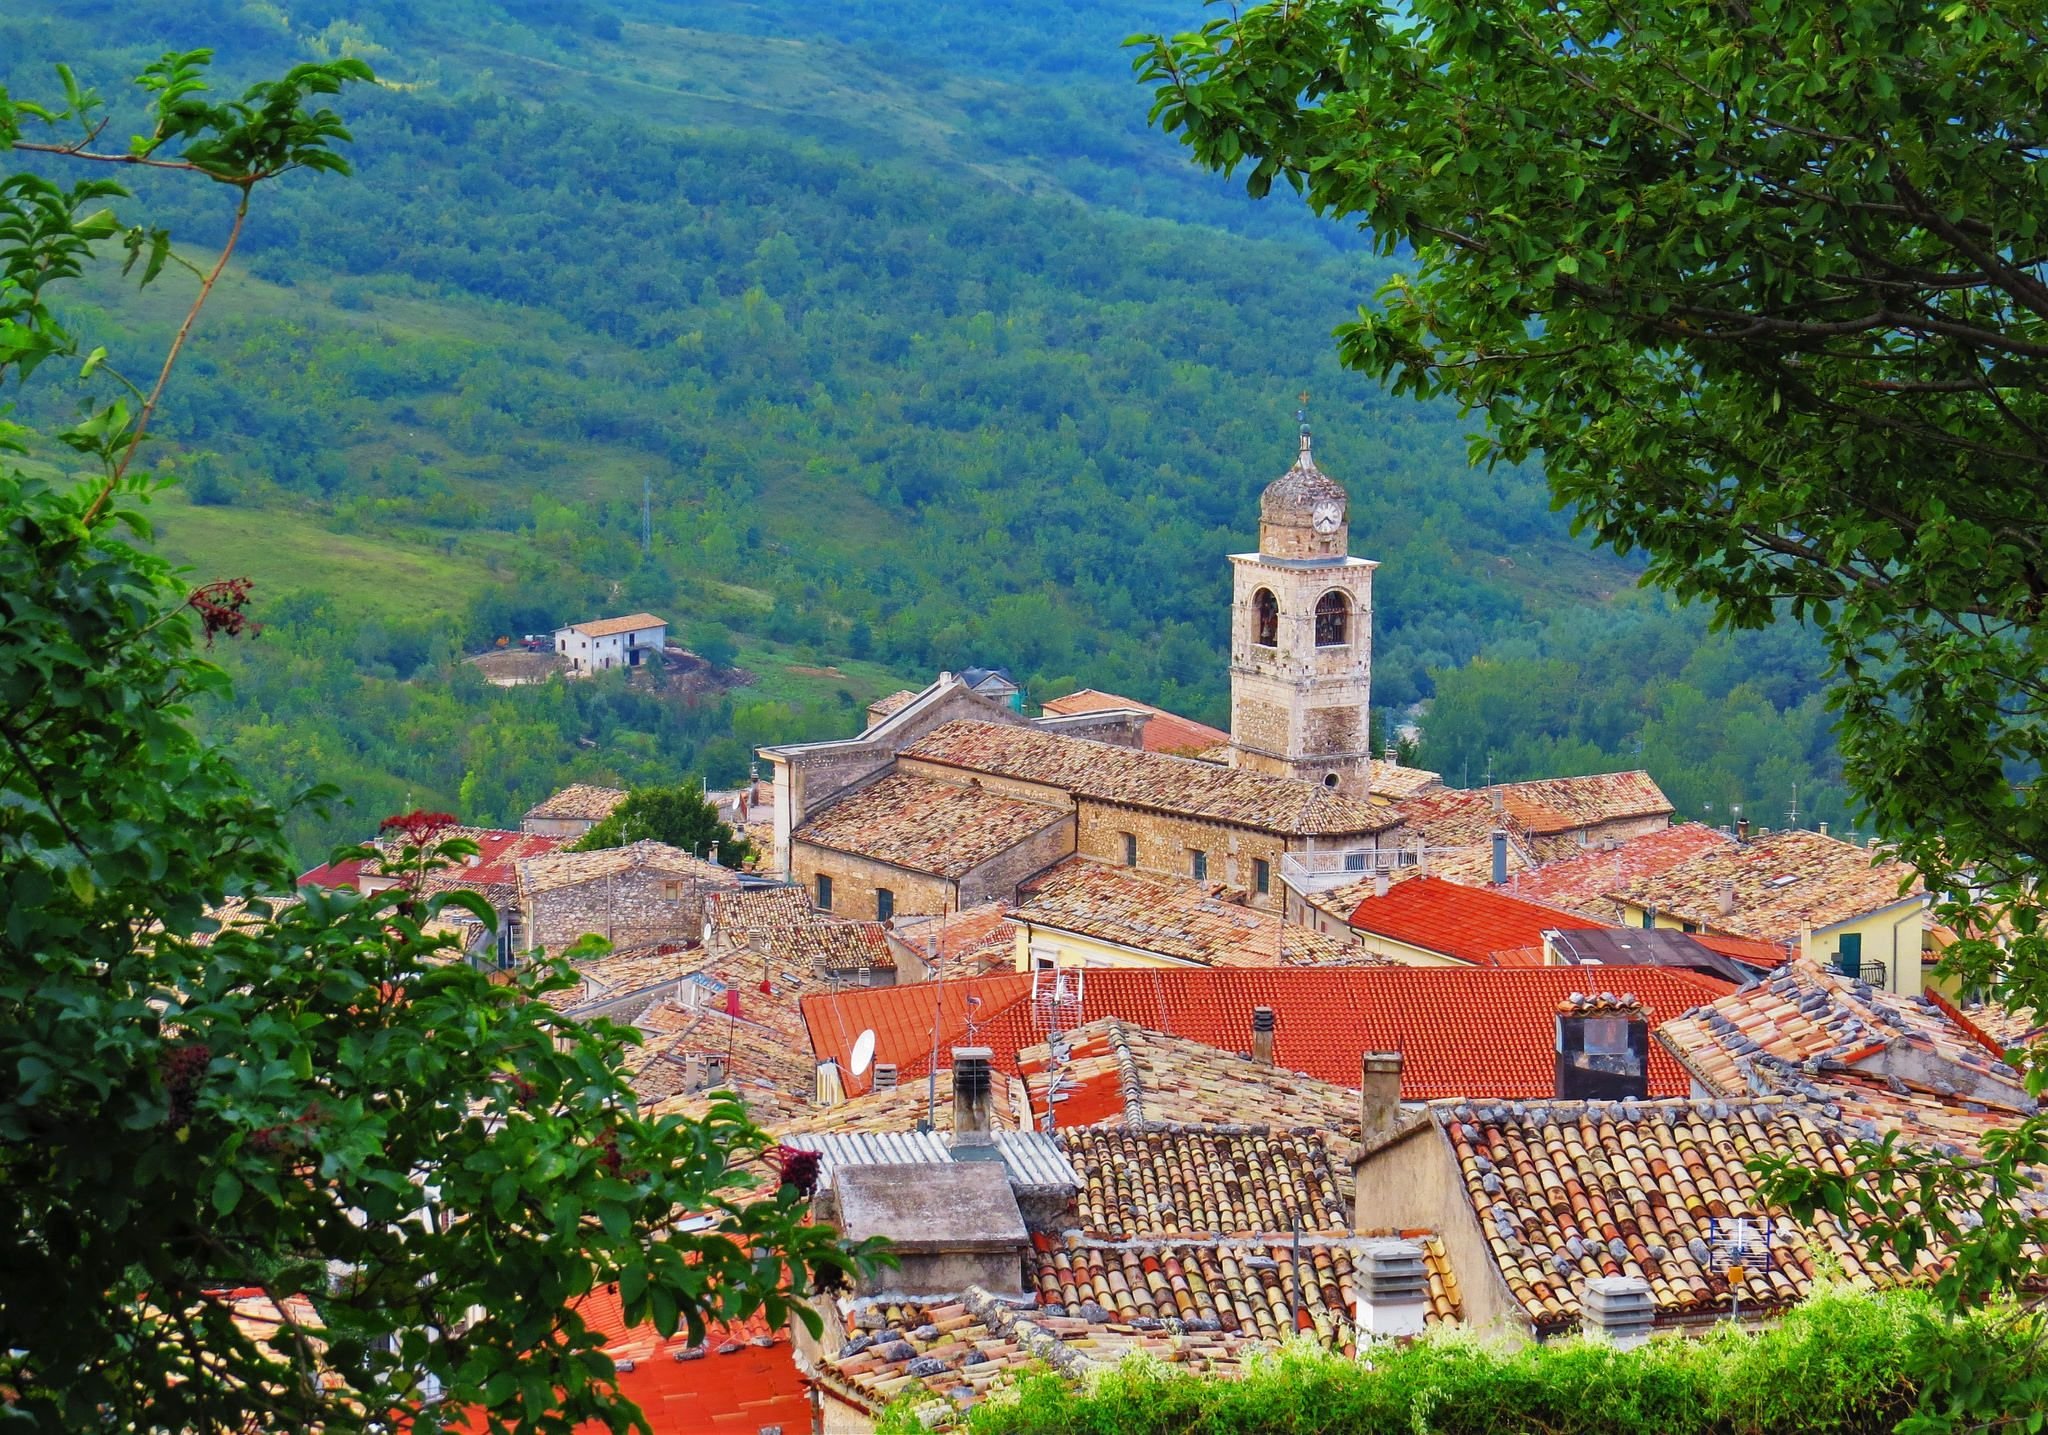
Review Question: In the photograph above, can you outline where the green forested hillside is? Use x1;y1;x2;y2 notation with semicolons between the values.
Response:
1;1;1859;860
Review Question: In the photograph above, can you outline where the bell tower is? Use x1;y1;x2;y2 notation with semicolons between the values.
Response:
1228;415;1377;793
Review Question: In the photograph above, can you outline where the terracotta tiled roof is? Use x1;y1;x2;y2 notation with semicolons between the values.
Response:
569;1288;805;1434
1503;824;1734;920
545;944;697;1010
820;1287;1265;1419
706;885;894;973
1014;1019;1369;1140
1655;961;2032;1155
1366;761;1443;800
867;688;920;723
1959;1001;2046;1058
1610;828;1925;943
1063;1125;1349;1239
1692;933;1796;968
1039;689;1229;756
802;965;1732;1100
515;840;738;895
794;772;1067;879
774;1070;1028;1137
190;895;302;946
630;1001;817;1126
565;612;666;638
1485;771;1675;835
1030;1230;1460;1346
1442;1097;1943;1332
1015;860;1369;969
1346;875;1609;964
889;902;1020;977
1392;787;1533;852
521;783;628;822
298;826;568;896
903;720;1398;837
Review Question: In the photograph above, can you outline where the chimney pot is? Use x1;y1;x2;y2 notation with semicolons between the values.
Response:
1818;821;1829;837
1373;872;1390;899
1251;1007;1276;1066
1718;879;1737;916
873;1063;899;1091
1490;828;1509;886
1554;994;1651;1101
1359;1051;1403;1143
951;1046;994;1148
1736;817;1751;843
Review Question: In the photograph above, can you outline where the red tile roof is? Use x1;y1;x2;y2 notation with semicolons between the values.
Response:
1502;824;1734;918
296;827;565;894
480;1287;806;1434
1039;689;1230;756
801;965;1732;1101
1345;876;1608;964
566;612;667;638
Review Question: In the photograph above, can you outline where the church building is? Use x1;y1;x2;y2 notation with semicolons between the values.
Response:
1228;421;1378;795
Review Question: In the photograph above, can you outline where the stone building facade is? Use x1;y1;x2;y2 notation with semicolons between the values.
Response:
515;840;740;956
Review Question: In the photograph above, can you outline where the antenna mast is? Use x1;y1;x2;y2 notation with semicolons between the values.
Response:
641;475;653;555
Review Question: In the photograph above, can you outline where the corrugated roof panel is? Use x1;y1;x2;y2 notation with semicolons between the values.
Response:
993;1130;1079;1189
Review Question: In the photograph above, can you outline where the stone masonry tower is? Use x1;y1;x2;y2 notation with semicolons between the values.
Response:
1228;419;1378;794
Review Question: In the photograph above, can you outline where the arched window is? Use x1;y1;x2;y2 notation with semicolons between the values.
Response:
1315;591;1350;647
1253;589;1279;647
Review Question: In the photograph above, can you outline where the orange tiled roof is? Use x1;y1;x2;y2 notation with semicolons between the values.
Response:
630;1000;817;1127
1504;824;1734;920
1366;760;1444;800
1610;828;1925;943
516;839;738;896
794;771;1067;878
1655;961;2032;1156
522;783;629;822
867;688;920;723
1485;770;1673;835
707;884;895;973
1040;689;1229;756
1063;1125;1350;1239
1015;859;1370;969
903;720;1398;837
1442;1097;1949;1332
565;612;666;638
1346;875;1608;964
1014;1019;1368;1138
802;965;1732;1100
889;902;1020;977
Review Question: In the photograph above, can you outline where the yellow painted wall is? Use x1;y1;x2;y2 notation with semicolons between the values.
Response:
1615;898;1926;997
1343;930;1468;968
1009;921;1211;972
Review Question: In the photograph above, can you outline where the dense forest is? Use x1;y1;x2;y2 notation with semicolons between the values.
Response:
2;0;1856;861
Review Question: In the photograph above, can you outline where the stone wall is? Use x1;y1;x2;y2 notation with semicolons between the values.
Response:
957;814;1076;907
524;867;732;955
790;844;957;920
1353;1124;1527;1337
1073;800;1291;912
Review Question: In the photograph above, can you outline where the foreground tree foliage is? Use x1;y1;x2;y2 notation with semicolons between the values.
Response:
1136;2;2048;1413
570;780;755;867
0;53;875;1434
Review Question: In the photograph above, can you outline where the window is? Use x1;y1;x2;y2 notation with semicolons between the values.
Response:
1252;588;1279;647
1190;849;1209;881
659;879;689;900
876;887;895;921
1680;921;1697;934
1835;931;1862;976
816;873;833;911
1253;858;1271;896
1122;831;1138;867
1314;591;1350;647
1641;909;1656;929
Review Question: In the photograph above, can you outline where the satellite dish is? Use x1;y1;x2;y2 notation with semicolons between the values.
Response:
850;1029;877;1078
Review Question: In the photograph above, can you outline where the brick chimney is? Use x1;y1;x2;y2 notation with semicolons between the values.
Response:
1251;1007;1276;1066
1360;1051;1403;1143
872;1062;898;1091
951;1046;995;1152
1555;993;1651;1101
1490;828;1509;886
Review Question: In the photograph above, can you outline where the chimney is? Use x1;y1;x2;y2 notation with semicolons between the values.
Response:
1490;828;1509;886
872;1062;899;1091
1360;1051;1403;1143
1581;1275;1655;1348
951;1046;995;1152
1353;1238;1430;1340
1817;821;1829;837
1490;787;1505;814
1251;1007;1276;1066
1554;994;1651;1101
1736;817;1751;843
815;1059;845;1107
1718;880;1737;917
1373;872;1390;899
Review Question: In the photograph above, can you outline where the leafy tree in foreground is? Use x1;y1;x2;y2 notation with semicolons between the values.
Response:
0;52;873;1434
1134;0;2047;1421
570;780;755;867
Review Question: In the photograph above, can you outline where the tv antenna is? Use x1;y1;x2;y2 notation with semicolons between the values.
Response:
641;474;653;555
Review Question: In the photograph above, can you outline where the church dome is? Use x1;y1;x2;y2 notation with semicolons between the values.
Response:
1257;433;1348;560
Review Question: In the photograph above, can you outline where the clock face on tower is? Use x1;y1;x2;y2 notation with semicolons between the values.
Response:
1310;501;1342;535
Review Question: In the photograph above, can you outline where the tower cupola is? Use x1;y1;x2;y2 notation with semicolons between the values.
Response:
1258;426;1349;561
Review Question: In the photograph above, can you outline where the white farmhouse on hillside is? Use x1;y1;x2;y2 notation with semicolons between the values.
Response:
554;613;667;676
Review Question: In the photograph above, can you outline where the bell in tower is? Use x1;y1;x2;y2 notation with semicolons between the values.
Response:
1226;412;1378;793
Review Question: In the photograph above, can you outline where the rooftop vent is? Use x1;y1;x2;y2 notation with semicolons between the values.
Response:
1581;1275;1655;1349
1354;1238;1429;1339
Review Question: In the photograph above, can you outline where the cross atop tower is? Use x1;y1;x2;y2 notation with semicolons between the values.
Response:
1297;391;1312;456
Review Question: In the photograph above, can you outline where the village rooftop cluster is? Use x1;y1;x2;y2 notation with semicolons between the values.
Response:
280;433;2036;1431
